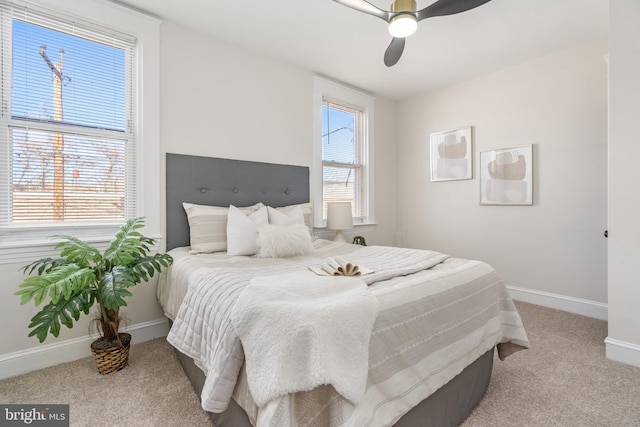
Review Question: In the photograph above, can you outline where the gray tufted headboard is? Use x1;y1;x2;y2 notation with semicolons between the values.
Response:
165;153;310;251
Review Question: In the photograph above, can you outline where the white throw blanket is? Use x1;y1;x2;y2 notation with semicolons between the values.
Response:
230;271;380;407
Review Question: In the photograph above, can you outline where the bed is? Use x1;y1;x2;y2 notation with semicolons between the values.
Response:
159;153;529;427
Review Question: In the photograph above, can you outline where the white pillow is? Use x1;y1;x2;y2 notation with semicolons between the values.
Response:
257;224;314;258
227;205;269;256
267;205;304;226
274;203;315;237
183;202;264;254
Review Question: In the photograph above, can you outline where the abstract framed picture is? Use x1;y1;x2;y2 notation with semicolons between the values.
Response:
479;145;533;205
430;126;473;181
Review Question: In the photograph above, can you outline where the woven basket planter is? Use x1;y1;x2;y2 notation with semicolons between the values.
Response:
90;333;131;374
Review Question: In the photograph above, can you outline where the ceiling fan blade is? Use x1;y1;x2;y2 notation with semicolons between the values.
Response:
384;37;405;67
333;0;391;22
417;0;492;21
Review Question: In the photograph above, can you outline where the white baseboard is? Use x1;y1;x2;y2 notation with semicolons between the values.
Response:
506;287;640;368
605;337;640;368
507;285;608;321
0;318;169;380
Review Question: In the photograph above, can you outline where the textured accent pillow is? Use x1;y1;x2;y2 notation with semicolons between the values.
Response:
227;205;269;256
275;203;314;236
267;205;304;226
183;202;263;254
257;224;314;258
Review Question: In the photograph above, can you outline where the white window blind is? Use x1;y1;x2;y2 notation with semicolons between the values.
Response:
0;1;136;227
321;98;365;221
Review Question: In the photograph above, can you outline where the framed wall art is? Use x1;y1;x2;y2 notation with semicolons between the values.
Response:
430;126;473;181
479;144;533;205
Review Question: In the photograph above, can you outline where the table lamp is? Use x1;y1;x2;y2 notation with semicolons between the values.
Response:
326;202;353;242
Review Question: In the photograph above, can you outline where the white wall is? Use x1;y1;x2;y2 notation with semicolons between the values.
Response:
158;21;397;246
159;22;312;168
606;0;640;367
396;38;609;316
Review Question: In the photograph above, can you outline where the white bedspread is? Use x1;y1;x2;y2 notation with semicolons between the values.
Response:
231;272;379;407
162;241;530;427
166;242;450;412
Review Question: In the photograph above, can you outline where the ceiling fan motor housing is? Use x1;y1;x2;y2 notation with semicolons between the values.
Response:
391;0;417;14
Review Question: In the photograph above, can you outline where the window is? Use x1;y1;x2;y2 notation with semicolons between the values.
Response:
0;0;160;263
0;2;135;227
313;76;374;227
322;100;364;218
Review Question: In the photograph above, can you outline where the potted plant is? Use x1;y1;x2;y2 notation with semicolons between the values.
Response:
15;217;173;374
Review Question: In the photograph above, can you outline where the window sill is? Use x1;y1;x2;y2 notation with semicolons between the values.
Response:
313;222;377;241
0;233;162;265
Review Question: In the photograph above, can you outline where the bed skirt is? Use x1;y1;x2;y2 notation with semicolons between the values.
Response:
172;345;494;427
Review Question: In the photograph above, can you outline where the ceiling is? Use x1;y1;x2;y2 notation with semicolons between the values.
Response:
113;0;609;101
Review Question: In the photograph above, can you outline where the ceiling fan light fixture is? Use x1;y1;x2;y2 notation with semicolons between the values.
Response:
388;13;417;38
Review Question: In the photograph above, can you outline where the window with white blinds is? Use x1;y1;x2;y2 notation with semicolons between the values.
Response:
313;76;374;226
322;99;365;220
0;1;136;227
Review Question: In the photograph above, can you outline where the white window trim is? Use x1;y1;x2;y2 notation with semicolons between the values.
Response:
0;0;161;264
312;75;375;228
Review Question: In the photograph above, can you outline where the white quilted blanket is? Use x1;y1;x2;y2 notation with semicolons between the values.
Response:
230;272;379;407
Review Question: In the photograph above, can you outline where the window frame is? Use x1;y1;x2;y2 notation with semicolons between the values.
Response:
0;0;160;264
312;76;375;228
4;13;136;223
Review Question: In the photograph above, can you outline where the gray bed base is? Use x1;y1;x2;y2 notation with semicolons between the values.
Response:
174;346;493;427
164;153;493;426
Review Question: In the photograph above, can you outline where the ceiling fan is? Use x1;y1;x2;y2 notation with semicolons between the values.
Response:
333;0;493;67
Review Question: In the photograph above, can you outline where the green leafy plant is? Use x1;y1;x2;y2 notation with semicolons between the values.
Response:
15;217;173;343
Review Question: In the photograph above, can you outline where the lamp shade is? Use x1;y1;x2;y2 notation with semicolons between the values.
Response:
326;202;353;230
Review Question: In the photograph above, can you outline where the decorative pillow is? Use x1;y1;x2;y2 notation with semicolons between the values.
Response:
274;203;315;237
183;202;263;254
226;205;269;256
257;224;314;258
267;205;304;226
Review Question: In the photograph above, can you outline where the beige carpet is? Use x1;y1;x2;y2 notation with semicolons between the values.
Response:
1;302;640;426
0;336;212;427
464;302;640;426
